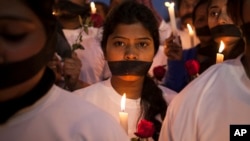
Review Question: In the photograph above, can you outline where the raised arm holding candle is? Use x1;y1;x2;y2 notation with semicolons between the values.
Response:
216;41;225;63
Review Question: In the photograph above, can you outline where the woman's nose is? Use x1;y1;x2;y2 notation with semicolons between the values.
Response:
218;12;230;25
124;46;138;60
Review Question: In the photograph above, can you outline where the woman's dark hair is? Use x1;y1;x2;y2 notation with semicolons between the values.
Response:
101;1;166;140
54;0;90;21
23;0;57;35
192;0;209;23
23;0;57;61
227;0;244;25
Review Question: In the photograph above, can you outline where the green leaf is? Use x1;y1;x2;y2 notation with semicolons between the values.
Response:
72;43;84;52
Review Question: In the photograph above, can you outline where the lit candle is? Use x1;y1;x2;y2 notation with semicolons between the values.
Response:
216;41;225;63
119;93;128;134
165;2;177;36
187;23;194;47
90;2;96;14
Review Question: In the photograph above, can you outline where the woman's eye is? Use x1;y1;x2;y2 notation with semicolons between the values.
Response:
209;10;219;18
1;33;27;42
114;41;126;47
137;42;148;48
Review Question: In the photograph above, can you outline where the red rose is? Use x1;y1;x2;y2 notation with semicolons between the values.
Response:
153;65;166;81
185;59;200;76
90;13;104;28
134;119;155;138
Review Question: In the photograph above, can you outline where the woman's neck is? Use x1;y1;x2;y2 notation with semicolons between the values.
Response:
110;76;144;99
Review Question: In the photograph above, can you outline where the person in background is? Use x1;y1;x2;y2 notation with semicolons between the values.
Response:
94;1;109;22
74;1;177;140
163;0;245;92
159;0;250;140
163;0;200;92
50;0;111;91
174;0;200;49
163;0;217;92
208;0;245;60
192;0;217;73
0;0;130;140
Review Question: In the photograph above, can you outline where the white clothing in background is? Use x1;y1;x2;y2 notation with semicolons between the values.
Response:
63;27;111;85
159;55;250;141
74;78;177;139
148;45;168;79
148;20;170;84
159;20;172;45
0;85;129;141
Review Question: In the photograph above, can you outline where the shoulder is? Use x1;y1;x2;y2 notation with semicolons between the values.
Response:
73;80;107;96
167;57;242;116
158;85;178;104
46;85;130;141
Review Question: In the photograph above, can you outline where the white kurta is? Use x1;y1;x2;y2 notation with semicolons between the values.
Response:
74;78;177;139
159;55;250;141
0;85;129;141
63;27;111;85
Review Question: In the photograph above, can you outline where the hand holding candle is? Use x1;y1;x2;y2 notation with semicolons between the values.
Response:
119;93;128;134
187;23;194;47
216;41;225;63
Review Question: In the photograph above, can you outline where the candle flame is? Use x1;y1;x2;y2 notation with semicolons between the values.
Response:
219;41;225;53
121;93;126;111
90;2;96;14
187;23;194;35
165;2;175;8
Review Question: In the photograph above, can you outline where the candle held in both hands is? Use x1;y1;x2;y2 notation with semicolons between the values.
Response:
216;41;225;63
119;93;128;134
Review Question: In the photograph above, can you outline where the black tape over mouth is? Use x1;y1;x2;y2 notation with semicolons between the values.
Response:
195;25;211;36
108;61;152;76
210;24;242;39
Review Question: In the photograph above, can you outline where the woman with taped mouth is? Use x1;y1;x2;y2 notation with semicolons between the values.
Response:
74;1;177;141
208;0;245;60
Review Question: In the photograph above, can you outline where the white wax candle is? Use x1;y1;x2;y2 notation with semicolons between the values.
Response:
187;23;194;47
216;41;225;63
119;112;128;134
90;2;96;14
165;2;177;36
119;93;128;134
